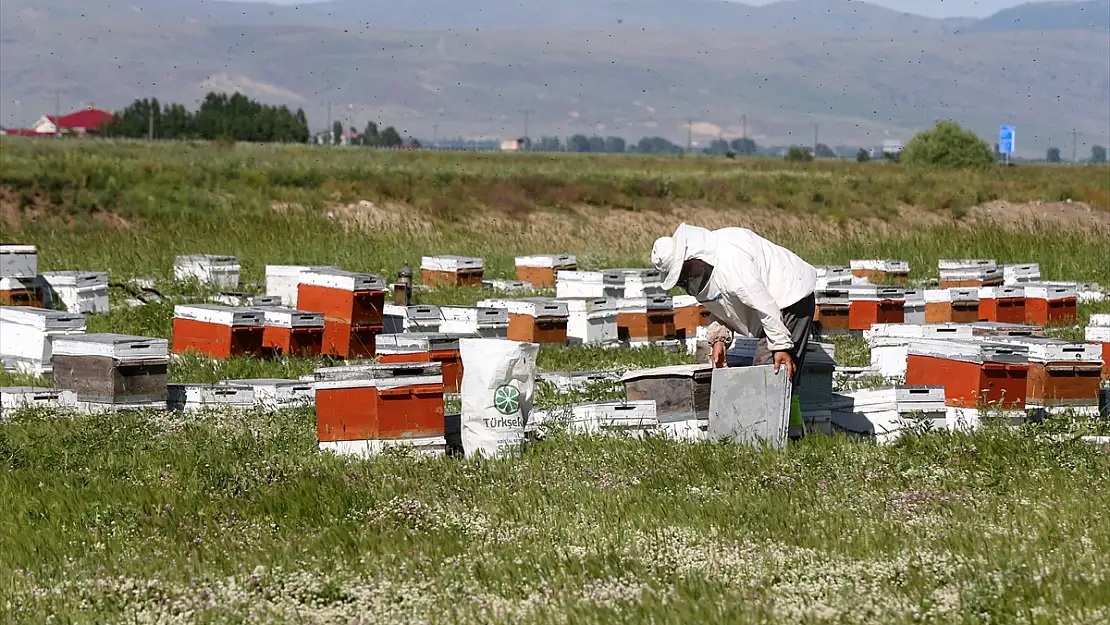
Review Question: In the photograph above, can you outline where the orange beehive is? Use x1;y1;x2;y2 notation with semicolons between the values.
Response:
924;288;980;324
375;333;469;393
672;295;710;341
905;341;1029;409
938;260;1004;288
1024;284;1078;327
848;286;905;331
0;277;43;307
171;305;264;359
420;256;484;288
991;337;1102;407
315;362;445;442
296;270;387;326
849;260;910;285
254;307;325;358
515;254;576;288
617;295;676;341
322;321;380;359
978;286;1026;324
480;298;569;345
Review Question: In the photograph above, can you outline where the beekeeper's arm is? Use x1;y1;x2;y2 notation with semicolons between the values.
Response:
719;253;795;352
706;315;733;368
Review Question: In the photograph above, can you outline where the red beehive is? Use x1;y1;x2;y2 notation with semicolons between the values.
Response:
905;340;1029;409
673;295;710;341
848;285;905;331
315;362;445;442
420;255;484;288
322;321;381;359
1024;284;1078;327
253;307;325;358
978;286;1026;324
297;270;387;326
480;298;569;345
172;305;264;359
375;333;470;393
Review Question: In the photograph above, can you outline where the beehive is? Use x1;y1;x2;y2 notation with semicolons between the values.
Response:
51;334;170;407
0;306;86;375
383;304;443;334
850;259;910;284
39;271;109;314
297;269;387;359
315;362;445;442
1024;283;1078;327
616;295;676;342
438;306;509;338
0;244;37;278
672;295;710;341
924;288;980;324
562;297;619;345
848;285;905;331
905;339;1029;410
989;337;1102;408
172;305;264;359
375;332;474;394
264;264;338;307
938;259;1003;288
0;276;43;307
555;270;624;300
515;254;576;288
815;288;850;331
478;298;569;344
173;254;240;289
420;256;484;287
253;307;325;358
977;286;1026;324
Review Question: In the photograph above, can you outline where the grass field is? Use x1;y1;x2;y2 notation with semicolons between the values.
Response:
2;139;1110;623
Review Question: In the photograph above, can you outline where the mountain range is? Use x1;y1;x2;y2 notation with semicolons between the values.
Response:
1;0;1108;155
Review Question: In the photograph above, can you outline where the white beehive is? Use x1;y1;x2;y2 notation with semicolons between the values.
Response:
174;255;240;289
0;306;86;374
0;244;37;278
40;271;110;314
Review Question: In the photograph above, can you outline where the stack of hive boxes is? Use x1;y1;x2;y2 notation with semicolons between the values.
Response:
315;362;447;457
1024;284;1078;326
905;339;1030;427
848;285;905;331
988;336;1103;416
617;295;676;346
297;269;387;359
0;244;41;306
815;266;852;332
902;289;926;325
866;323;974;379
561;297;619;346
938;259;1003;288
978;286;1026;323
253;307;325;358
265;265;337;307
52;333;170;413
924;288;980;324
1086;314;1110;379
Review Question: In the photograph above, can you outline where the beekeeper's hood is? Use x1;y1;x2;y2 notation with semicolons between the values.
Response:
651;223;719;290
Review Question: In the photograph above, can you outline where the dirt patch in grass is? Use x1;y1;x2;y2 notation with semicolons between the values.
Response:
965;200;1110;232
1;187;132;232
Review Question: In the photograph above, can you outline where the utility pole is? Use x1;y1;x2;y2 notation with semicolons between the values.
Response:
1072;130;1078;163
519;109;533;149
53;90;61;137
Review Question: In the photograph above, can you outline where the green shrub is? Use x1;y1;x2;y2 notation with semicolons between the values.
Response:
901;121;996;169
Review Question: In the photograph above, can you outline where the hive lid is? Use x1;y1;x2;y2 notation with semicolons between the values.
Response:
51;333;168;359
621;363;712;383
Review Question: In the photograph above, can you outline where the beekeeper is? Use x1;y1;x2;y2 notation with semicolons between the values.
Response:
652;223;817;440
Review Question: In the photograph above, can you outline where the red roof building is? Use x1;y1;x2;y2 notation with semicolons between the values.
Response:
26;107;115;135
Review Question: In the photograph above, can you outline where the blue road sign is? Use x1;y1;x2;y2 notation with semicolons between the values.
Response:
999;125;1016;155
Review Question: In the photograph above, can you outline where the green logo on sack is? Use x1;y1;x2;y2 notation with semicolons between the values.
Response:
493;384;520;415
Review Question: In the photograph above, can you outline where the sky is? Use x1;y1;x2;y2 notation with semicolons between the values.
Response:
227;0;1071;20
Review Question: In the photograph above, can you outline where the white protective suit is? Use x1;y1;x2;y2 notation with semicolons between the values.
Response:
674;224;817;352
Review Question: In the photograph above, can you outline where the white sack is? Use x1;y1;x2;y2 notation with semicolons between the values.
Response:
459;338;539;459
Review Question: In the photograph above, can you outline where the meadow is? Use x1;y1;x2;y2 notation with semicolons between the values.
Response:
2;138;1109;623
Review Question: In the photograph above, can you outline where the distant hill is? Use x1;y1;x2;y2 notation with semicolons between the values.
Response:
957;0;1110;33
1;0;1107;155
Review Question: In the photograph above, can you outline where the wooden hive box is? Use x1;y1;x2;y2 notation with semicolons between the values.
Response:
978;286;1026;324
51;333;169;405
815;288;850;331
848;285;905;331
672;295;710;341
515;254;576;288
924;288;980;324
0;276;43;307
992;337;1102;408
479;298;568;345
315;362;445;441
420;256;484;288
264;264;337;307
849;259;910;284
1024;284;1078;327
172;305;264;359
562;297;619;346
621;364;713;425
253;307;325;358
375;332;476;394
616;295;676;342
297;269;387;326
905;339;1029;410
0;306;86;375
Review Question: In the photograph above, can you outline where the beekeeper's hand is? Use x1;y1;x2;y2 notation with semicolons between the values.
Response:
773;351;795;379
711;341;729;368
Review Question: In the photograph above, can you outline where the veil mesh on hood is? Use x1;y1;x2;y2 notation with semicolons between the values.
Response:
676;223;719;265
